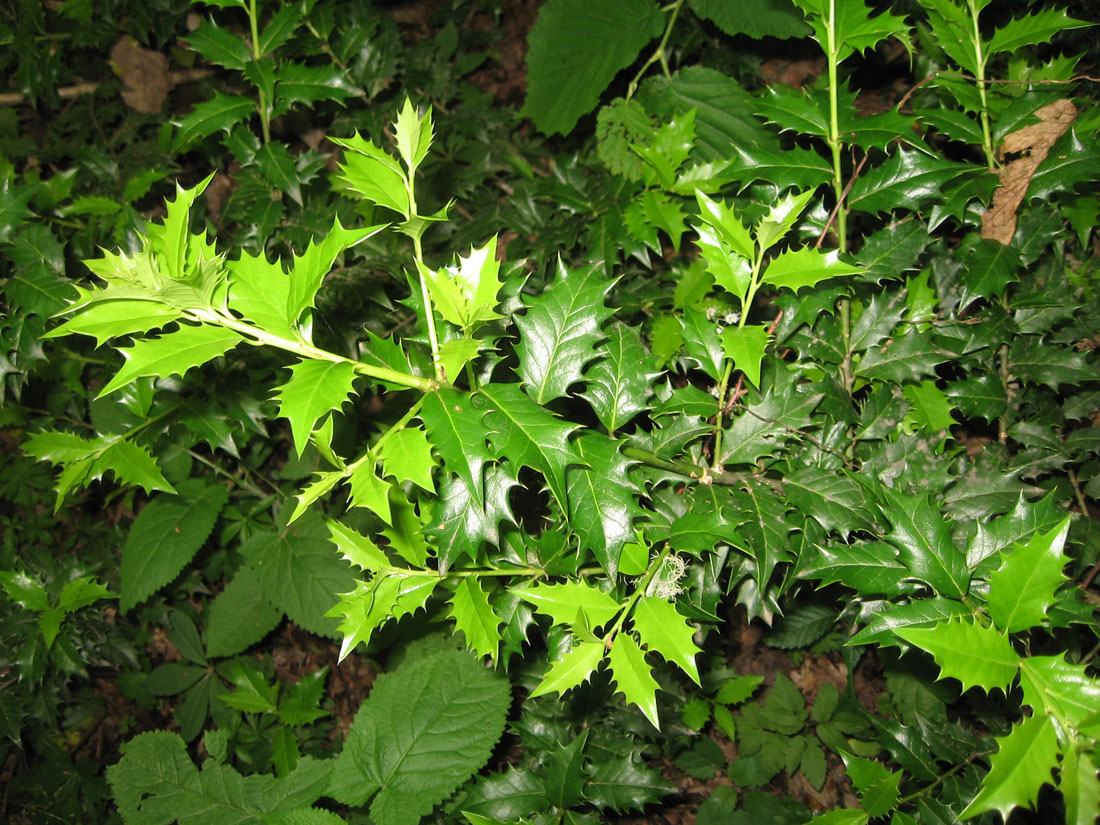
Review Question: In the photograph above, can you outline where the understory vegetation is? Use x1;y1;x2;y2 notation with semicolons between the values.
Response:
1;0;1099;823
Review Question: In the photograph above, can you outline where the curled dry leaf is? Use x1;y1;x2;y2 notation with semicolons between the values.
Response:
110;37;173;114
981;98;1076;244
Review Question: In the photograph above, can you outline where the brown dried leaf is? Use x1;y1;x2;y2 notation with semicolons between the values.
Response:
110;37;173;114
981;99;1076;244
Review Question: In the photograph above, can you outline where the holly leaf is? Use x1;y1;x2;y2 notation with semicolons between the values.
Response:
477;382;585;513
530;640;605;697
348;458;392;525
172;92;254;151
966;492;1063;569
272;63;361;113
895;619;1019;694
848;597;971;647
631;596;701;684
428;467;515;572
518;581;621;630
450;577;501;662
421;389;493;506
855;328;950;384
761;246;863;293
379;426;436;493
325;520;390;574
879;487;969;600
720;324;770;389
1018;654;1100;733
1060;747;1100;825
521;0;664;136
581;322;657;435
99;324;244;398
844;756;901;818
515;260;616;404
719;372;822;465
327;572;438;661
585;754;675;813
986;7;1092;56
608;633;660;728
275;360;358;457
848;149;971;216
986;517;1071;633
959;714;1059;822
566;434;644;578
727;143;833;190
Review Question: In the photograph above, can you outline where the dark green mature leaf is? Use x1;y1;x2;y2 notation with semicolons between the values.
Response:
121;480;229;612
204;566;283;658
522;0;664;136
688;0;809;39
173;92;254;151
342;649;510;825
515;261;615;404
766;603;835;649
461;766;549;820
1008;335;1094;390
845;755;901;818
959;237;1021;308
855;221;932;284
986;7;1092;56
754;85;829;138
680;307;725;381
3;224;72;316
966;492;1063;569
727;144;833;190
1026;130;1100;202
567;434;643;577
785;469;872;533
422;388;493;506
428;466;515;572
800;542;906;597
239;513;356;638
581;322;656;434
0;179;36;244
585;754;674;812
855;328;950;384
255;142;303;205
477;383;585;512
848;597;971;647
878;486;969;600
731;481;796;589
848;150;971;216
719;372;822;465
185;18;249;70
258;5;302;55
99;324;245;398
273;63;362;113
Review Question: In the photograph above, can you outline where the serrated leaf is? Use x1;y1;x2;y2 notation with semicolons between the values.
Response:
766;603;835;649
720;324;770;389
631;596;701;684
255;141;302;205
348;459;392;525
581;322;655;435
1018;654;1100;734
185;18;249;70
855;328;950;384
204;566;283;658
986;517;1071;633
895;619;1018;694
3;225;76;313
379;426;436;493
987;8;1091;56
845;755;901;818
680;307;724;380
530;640;604;698
44;300;182;347
58;576;115;612
99;324;245;398
719;372;822;465
518;580;621;629
258;5;301;54
608;633;660;727
239;513;356;639
422;388;492;506
1009;334;1094;390
848;149;971;216
173;92;254;151
515;260;615;404
289;470;348;524
848;597;971;647
451;577;501;661
477;382;585;512
1059;747;1100;825
395;97;434;172
762;246;863;293
274;63;361;112
879;487;969;599
120;480;227;612
586;753;674;812
325;519;390;573
327;572;437;661
785;469;872;534
274;359;357;457
902;380;956;432
522;0;664;136
960;713;1059;822
566;434;643;578
332;131;409;216
460;765;549;821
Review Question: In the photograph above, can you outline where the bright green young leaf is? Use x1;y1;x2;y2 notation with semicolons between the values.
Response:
515;260;615;405
58;576;115;613
761;247;863;293
1018;654;1100;734
756;189;816;251
380;495;431;568
522;0;664;136
631;596;701;684
289;470;348;524
986;8;1091;56
960;713;1059;822
451;577;501;661
121;480;229;612
695;190;755;258
274;359;358;457
43;300;182;347
227;250;295;339
695;224;753;305
98;324;244;398
608;632;660;728
986;517;1071;633
379;426;436;493
325;520;390;574
530;640;605;698
477;382;585;513
327;572;438;661
348;458;392;525
395;97;434;173
517;580;621;629
895;619;1018;694
847;597;971;647
720;324;770;389
1059;747;1100;825
844;755;901;818
332;131;410;216
422;236;504;332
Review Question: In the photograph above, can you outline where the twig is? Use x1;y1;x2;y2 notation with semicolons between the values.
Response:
0;69;213;107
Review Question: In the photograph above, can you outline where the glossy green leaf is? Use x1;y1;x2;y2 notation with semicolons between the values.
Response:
327;572;438;661
0;571;49;613
719;373;822;465
902;380;956;432
879;487;969;599
522;0;664;135
960;713;1059;822
185;19;249;70
848;150;971;216
987;7;1091;56
895;619;1018;694
581;322;656;435
845;755;901;818
275;359;357;457
172;92;254;151
566;434;643;578
121;480;228;612
848;597;970;647
515;260;615;405
986;517;1071;633
379;426;436;493
273;63;361;113
517;580;621;629
1018;654;1100;734
325;520;390;574
451;577;501;661
720;324;770;389
727;143;833;190
421;389;492;506
43;300;182;347
530;640;604;698
608;633;660;728
762;247;863;294
395;96;434;172
58;576;115;612
477;382;585;513
99;324;244;398
631;596;701;684
332;131;409;216
348;459;392;525
856;328;950;384
585;753;674;812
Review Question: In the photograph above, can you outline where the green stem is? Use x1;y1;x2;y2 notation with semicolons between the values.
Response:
622;446;779;490
712;254;763;469
968;0;996;171
625;0;684;98
824;0;848;253
413;234;445;384
187;309;434;392
602;544;672;647
247;0;270;145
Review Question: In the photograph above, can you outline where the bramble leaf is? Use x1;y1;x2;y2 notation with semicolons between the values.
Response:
204;567;282;659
